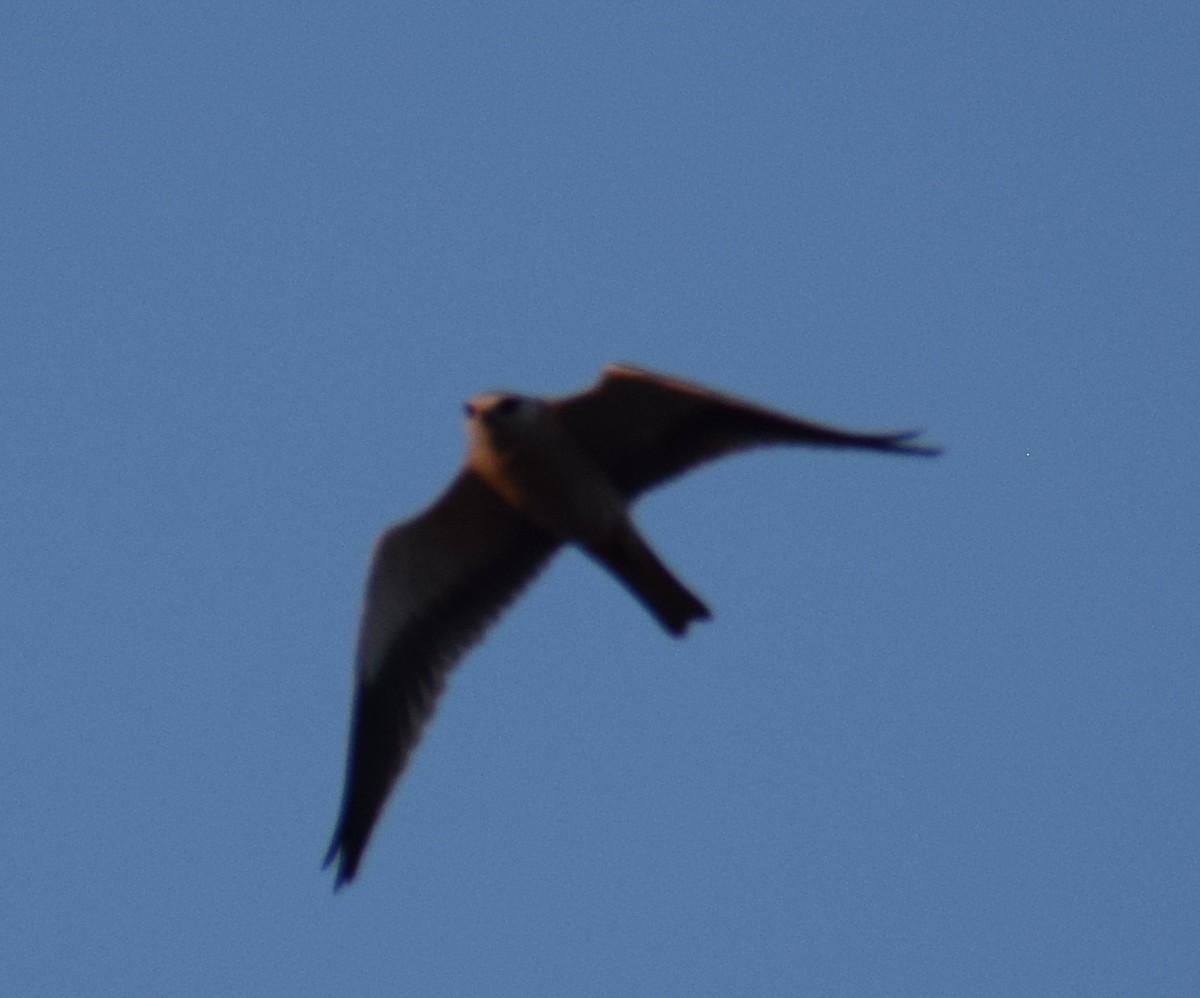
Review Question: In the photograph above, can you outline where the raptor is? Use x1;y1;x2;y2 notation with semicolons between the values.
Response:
324;363;939;888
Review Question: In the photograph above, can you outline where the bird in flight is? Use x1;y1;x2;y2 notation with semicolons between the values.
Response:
324;363;939;888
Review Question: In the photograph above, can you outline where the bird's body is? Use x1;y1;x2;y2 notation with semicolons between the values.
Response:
465;393;627;547
324;363;939;888
464;391;710;634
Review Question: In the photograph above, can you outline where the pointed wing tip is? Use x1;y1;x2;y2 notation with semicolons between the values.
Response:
325;858;355;893
323;833;358;891
878;431;940;458
891;431;943;457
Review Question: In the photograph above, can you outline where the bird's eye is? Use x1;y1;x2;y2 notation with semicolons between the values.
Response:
496;397;521;415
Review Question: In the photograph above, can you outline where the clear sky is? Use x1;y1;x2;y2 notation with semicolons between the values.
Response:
4;3;1198;995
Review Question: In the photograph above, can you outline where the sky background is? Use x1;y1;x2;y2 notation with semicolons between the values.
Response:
4;3;1198;995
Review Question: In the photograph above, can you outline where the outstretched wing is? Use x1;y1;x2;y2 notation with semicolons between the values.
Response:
324;471;559;889
550;364;940;497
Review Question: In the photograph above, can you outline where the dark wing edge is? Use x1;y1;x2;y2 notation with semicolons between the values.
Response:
552;363;941;496
324;472;559;889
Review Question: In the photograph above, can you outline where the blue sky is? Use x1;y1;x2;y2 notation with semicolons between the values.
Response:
4;3;1198;994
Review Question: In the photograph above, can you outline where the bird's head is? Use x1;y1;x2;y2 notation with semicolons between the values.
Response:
463;392;548;447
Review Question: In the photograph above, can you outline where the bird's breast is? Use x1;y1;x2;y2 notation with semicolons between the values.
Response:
468;435;625;544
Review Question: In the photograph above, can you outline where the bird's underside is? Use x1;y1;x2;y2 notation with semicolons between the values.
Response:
323;363;940;888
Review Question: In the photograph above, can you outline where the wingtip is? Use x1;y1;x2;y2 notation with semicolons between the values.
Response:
323;831;356;891
325;856;355;893
891;430;943;456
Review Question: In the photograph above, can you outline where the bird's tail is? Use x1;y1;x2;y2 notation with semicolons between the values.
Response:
587;524;710;636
